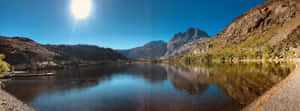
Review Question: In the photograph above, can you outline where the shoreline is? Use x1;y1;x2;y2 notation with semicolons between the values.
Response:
0;85;35;111
243;59;300;111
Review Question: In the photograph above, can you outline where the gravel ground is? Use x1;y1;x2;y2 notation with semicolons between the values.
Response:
0;83;35;111
244;63;300;111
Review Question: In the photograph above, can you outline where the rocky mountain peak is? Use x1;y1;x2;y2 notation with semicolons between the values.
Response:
171;28;208;42
165;28;209;56
118;28;209;60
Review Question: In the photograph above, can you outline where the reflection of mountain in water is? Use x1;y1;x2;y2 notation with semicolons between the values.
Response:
120;64;168;83
161;64;211;95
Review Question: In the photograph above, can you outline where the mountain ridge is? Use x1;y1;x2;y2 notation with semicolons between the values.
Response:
118;28;209;60
0;36;127;69
117;40;167;60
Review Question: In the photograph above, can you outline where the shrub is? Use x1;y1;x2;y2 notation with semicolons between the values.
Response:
0;54;10;77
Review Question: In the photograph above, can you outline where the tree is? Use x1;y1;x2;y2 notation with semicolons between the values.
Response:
0;54;10;77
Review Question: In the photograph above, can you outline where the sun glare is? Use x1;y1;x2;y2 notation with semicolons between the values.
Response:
71;0;92;19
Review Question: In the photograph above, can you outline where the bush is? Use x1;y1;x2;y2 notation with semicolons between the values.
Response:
0;54;10;77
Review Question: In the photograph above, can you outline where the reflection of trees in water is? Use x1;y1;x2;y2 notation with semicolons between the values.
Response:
161;64;211;95
197;62;295;105
160;62;295;105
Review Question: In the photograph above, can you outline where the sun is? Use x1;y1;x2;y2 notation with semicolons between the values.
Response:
71;0;92;19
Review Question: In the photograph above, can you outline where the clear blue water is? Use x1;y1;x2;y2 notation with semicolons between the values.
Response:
4;63;294;111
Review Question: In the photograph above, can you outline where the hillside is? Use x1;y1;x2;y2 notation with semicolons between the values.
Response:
44;45;126;61
179;0;300;64
118;40;167;60
0;36;126;69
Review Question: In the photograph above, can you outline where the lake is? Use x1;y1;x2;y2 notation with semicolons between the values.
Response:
3;62;295;111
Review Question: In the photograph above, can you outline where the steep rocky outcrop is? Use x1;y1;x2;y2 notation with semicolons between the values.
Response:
164;37;210;58
118;40;167;60
0;36;126;69
165;28;208;56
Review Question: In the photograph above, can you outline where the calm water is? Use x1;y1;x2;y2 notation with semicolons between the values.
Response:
3;62;295;111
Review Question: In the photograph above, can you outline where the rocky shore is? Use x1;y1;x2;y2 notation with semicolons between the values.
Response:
0;82;35;111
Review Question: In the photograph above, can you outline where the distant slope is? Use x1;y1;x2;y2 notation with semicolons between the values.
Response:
118;40;167;60
181;0;300;63
119;28;209;60
44;45;126;61
0;37;56;65
0;36;126;69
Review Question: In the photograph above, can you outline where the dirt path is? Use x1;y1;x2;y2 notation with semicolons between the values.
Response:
244;62;300;111
0;88;35;111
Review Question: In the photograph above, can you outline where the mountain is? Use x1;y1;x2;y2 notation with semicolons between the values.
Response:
44;45;126;61
180;0;300;63
118;40;167;60
119;28;209;60
0;37;56;65
0;36;126;69
165;28;209;57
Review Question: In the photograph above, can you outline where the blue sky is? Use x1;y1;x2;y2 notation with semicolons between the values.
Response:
0;0;266;49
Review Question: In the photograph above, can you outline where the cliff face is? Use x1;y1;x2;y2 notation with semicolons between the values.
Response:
0;36;126;69
165;28;208;57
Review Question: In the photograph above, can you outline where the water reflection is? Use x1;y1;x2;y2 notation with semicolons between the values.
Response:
3;62;295;111
163;64;210;95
